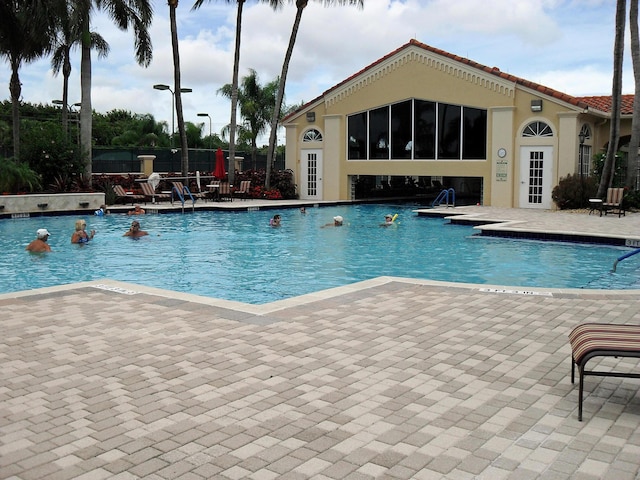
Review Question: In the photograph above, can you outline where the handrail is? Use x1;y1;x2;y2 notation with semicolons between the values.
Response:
171;185;196;213
431;187;455;207
612;248;640;272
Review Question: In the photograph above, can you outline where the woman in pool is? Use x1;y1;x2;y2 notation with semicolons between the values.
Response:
124;220;149;238
270;214;281;227
71;220;95;244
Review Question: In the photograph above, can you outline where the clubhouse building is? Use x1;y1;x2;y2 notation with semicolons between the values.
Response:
281;39;634;208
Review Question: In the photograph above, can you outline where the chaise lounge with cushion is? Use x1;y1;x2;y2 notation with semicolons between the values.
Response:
569;322;640;420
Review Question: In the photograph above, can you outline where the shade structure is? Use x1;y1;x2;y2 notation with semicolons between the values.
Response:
214;148;226;179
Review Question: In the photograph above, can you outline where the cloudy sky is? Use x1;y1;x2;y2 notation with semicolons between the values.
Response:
0;0;633;145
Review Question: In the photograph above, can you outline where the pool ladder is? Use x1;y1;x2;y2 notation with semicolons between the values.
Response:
171;185;196;213
432;188;455;207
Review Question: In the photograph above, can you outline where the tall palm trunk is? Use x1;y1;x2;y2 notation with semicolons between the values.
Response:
61;47;72;134
80;26;93;183
169;0;189;176
626;0;640;189
265;1;305;189
9;58;21;159
227;0;245;186
597;0;626;197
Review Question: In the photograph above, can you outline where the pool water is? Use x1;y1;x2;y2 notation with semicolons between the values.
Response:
2;204;639;304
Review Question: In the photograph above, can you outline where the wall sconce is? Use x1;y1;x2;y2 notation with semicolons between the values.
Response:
306;112;315;122
531;99;543;112
578;132;586;145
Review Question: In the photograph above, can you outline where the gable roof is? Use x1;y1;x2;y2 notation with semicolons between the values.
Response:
284;39;631;121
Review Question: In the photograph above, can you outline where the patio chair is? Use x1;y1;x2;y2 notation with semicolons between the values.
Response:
113;184;144;204
140;182;170;204
603;187;625;217
218;181;233;201
235;180;251;200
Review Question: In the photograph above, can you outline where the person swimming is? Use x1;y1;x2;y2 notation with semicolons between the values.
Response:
71;220;95;244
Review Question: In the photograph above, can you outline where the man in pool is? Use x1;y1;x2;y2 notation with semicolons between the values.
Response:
322;215;344;227
124;220;149;238
128;204;145;215
26;228;52;252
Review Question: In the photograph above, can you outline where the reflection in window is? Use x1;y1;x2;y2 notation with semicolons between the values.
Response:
438;103;461;159
369;106;389;159
348;112;367;159
347;99;486;161
414;100;435;159
303;129;323;142
462;107;487;159
391;100;412;159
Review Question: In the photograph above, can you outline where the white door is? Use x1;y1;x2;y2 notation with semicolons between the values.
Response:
519;146;553;209
301;149;323;200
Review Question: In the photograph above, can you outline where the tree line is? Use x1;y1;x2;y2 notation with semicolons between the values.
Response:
0;0;363;194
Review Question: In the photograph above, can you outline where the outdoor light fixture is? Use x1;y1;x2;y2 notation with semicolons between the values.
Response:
306;112;315;122
152;84;192;147
531;99;543;112
578;131;586;145
197;113;213;164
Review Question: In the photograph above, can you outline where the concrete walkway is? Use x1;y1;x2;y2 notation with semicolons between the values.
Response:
1;206;640;479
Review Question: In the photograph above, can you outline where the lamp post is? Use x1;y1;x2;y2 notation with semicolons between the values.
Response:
53;100;81;145
153;84;192;148
578;131;586;178
197;113;212;171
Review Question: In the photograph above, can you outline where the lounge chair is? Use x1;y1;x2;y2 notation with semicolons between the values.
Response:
113;184;144;204
140;182;170;204
235;180;251;200
218;182;233;201
603;187;625;217
569;323;640;420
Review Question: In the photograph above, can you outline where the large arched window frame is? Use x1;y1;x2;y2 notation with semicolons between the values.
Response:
303;129;323;142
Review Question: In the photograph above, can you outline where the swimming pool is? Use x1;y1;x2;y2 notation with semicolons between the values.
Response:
2;204;639;303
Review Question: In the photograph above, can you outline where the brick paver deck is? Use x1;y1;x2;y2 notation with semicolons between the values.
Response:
1;206;640;479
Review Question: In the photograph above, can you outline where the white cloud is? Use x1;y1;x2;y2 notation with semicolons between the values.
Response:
0;0;631;146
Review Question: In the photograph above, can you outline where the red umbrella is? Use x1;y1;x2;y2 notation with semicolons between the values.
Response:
214;148;226;179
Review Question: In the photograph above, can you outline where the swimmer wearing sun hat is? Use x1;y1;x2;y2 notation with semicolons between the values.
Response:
26;228;52;252
322;215;344;228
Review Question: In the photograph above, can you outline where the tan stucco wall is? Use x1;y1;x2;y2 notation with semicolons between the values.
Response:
283;44;625;207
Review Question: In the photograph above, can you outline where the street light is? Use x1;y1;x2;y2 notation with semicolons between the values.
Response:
197;113;212;171
52;99;80;144
153;84;192;148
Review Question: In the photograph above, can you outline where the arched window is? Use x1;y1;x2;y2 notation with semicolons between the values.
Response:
303;129;323;142
522;121;553;137
579;123;591;141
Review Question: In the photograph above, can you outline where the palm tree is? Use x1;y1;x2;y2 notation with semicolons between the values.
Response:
193;0;282;186
168;0;190;176
219;69;278;169
626;0;640;189
78;0;153;182
597;0;626;198
265;0;363;188
51;1;109;134
0;0;57;160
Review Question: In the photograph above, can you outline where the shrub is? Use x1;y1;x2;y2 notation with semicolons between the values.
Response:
552;174;598;209
0;158;41;193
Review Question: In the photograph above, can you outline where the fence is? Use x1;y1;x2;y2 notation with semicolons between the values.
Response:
92;147;284;174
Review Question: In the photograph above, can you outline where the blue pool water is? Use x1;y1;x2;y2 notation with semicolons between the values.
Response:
2;204;639;303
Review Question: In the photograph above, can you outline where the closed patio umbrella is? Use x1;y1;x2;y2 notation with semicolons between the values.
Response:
214;148;226;179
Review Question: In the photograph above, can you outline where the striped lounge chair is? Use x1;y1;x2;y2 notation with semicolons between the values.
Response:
569;323;640;421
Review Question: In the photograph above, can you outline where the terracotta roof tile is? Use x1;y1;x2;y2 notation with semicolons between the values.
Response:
283;39;631;121
576;95;634;114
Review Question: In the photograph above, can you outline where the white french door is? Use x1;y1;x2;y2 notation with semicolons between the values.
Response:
301;149;323;200
519;146;553;209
